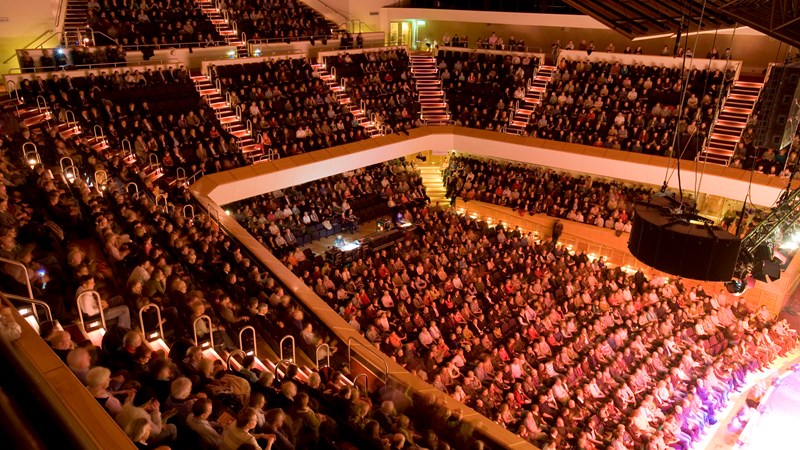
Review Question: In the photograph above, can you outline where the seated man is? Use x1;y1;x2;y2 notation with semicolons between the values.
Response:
76;274;131;329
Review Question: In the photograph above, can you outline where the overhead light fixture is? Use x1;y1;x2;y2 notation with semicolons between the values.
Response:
632;27;749;41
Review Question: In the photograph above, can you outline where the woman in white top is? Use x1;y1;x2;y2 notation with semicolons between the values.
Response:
87;366;132;417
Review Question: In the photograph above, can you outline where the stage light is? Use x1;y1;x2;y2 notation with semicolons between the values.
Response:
725;279;747;296
780;232;800;250
253;49;262;57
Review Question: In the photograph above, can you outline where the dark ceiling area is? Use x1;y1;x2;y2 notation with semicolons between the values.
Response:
563;0;800;49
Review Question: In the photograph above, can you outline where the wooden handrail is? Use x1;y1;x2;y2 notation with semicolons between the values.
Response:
0;293;135;449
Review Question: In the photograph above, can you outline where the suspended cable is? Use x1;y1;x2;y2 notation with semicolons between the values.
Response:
666;0;708;206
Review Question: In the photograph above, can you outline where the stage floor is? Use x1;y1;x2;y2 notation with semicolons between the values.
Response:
700;349;800;450
738;368;800;450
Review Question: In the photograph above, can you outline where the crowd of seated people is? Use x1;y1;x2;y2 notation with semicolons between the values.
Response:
324;49;421;134
444;155;648;232
88;0;223;48
223;0;335;42
230;159;428;257
517;58;733;158
436;49;540;131
18;46;128;72
293;199;797;449
214;58;388;158
730;114;799;176
14;65;246;176
3;69;502;449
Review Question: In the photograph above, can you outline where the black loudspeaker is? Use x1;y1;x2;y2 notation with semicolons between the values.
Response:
754;64;800;150
628;197;742;281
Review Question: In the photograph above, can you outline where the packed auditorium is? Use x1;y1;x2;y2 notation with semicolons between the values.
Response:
1;1;800;450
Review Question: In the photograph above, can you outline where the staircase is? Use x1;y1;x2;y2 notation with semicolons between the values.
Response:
64;0;89;29
417;155;449;207
191;75;262;159
699;80;763;165
62;0;90;46
313;63;381;137
410;54;450;125
507;65;555;135
197;0;249;58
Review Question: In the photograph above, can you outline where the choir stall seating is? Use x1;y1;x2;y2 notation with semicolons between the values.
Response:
223;0;337;42
324;49;421;133
2;83;505;450
519;57;733;158
436;48;541;131
213;58;372;159
89;0;223;47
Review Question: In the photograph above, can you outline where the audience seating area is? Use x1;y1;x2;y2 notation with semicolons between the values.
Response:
276;155;796;449
88;0;223;48
223;0;336;42
229;159;428;257
324;49;421;134
445;155;644;231
531;58;728;158
14;66;246;180
3;3;800;446
436;48;541;131
211;57;380;159
1;61;511;450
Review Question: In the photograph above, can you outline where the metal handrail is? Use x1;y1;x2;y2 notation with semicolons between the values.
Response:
1;292;53;324
226;349;245;370
247;34;336;46
36;95;49;114
125;182;139;197
315;343;330;369
352;373;368;393
59;156;74;173
273;358;292;381
63;165;79;183
6;80;18;112
6;58;184;74
176;167;186;184
3;29;54;64
187;170;204;186
138;303;164;341
154;193;168;209
76;290;106;331
0;257;34;299
193;315;214;347
238;325;257;357
91;30;118;46
279;334;295;362
147;153;159;170
183;204;195;219
64;110;77;130
92;125;105;141
94;170;108;193
346;336;388;383
23;144;41;168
